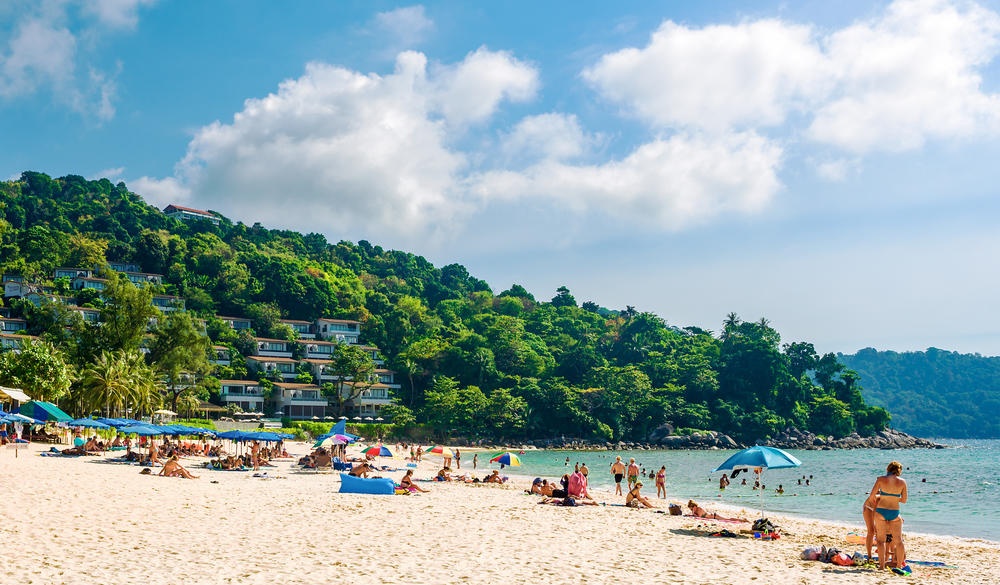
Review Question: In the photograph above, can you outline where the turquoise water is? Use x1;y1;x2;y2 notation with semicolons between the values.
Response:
481;439;999;541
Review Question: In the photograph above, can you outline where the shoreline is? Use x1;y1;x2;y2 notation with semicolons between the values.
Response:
2;441;996;585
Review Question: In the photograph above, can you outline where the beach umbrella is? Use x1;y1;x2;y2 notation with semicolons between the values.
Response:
116;424;165;437
425;445;454;458
68;418;110;430
2;412;42;425
363;445;393;458
713;446;801;517
490;452;522;467
153;409;177;416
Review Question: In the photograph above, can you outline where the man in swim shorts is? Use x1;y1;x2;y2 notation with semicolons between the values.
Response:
626;458;640;490
611;456;626;495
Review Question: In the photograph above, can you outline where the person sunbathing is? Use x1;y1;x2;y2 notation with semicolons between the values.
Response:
484;469;504;484
539;496;599;506
687;500;743;521
626;481;655;508
160;455;199;479
349;462;373;478
399;469;428;493
435;467;452;481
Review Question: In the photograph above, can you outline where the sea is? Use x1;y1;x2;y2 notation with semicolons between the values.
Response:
478;439;999;542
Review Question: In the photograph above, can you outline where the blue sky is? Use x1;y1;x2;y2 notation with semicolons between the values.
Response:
4;0;1000;356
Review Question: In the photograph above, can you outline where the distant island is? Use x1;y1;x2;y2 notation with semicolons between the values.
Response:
0;171;923;445
840;347;1000;439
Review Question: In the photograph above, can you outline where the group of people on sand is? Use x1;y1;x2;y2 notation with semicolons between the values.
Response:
609;457;669;499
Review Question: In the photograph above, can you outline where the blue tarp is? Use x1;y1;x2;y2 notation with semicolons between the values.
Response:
20;401;72;423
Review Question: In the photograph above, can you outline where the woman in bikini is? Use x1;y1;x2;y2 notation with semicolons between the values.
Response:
655;466;667;499
867;461;907;571
399;469;428;493
626;481;655;508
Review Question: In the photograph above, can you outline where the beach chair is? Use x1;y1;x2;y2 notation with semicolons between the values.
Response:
332;457;353;472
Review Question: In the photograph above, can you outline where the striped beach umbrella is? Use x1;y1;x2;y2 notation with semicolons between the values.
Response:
490;452;522;466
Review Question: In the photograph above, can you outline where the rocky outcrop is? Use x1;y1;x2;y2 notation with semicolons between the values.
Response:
761;427;946;450
448;428;945;451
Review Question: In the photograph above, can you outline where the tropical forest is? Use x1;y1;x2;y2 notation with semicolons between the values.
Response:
0;171;894;444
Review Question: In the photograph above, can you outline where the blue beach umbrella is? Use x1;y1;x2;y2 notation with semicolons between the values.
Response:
713;446;802;473
68;418;111;430
713;446;801;518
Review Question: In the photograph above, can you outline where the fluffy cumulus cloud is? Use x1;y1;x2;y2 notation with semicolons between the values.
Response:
473;131;782;228
583;0;1000;156
173;49;537;244
0;0;153;119
143;0;1000;248
809;0;1000;152
583;19;825;132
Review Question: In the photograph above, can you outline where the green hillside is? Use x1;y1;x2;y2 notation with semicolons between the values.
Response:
0;171;891;443
840;347;1000;439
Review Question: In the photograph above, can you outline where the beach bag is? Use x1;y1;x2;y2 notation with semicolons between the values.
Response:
753;518;776;533
568;472;586;497
669;503;682;515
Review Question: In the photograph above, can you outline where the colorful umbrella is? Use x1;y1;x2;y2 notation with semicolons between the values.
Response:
490;452;522;466
363;445;393;458
424;445;454;458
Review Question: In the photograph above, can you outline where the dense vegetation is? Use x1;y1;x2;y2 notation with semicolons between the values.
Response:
839;347;1000;439
0;171;892;443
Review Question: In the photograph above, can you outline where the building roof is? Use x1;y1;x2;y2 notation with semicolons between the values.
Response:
273;382;321;390
218;379;262;385
246;356;298;364
163;204;215;217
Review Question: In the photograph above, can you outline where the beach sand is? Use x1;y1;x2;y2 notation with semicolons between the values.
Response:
1;442;995;585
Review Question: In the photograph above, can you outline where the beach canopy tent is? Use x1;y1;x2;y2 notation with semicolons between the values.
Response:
20;401;72;423
0;386;31;403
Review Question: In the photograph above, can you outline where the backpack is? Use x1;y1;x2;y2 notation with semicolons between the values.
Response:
752;518;776;533
668;503;682;515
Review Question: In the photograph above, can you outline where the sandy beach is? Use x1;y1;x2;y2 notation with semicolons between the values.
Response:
1;442;996;585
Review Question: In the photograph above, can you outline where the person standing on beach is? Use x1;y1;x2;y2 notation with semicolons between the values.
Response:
416;446;423;462
580;462;589;479
626;458;640;490
868;461;908;572
611;456;626;495
656;466;667;498
455;448;461;469
472;453;478;469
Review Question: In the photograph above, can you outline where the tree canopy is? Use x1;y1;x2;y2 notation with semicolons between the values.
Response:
0;171;900;441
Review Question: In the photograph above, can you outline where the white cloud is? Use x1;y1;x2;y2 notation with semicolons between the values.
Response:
81;0;157;30
430;46;538;126
814;158;859;182
130;175;190;209
168;49;538;246
809;0;1000;153
0;17;76;98
498;113;596;164
582;0;1000;154
373;5;433;48
0;1;151;119
472;131;783;228
583;18;825;131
